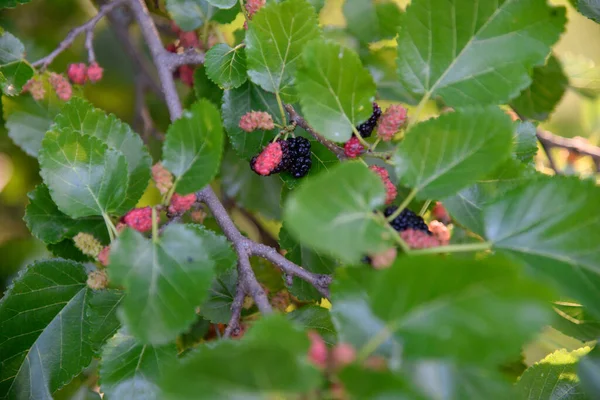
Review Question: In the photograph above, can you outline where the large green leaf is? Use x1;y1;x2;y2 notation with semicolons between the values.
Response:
0;260;93;399
284;162;388;264
2;86;61;157
162;99;224;195
204;44;247;90
220;147;282;220
364;47;420;105
53;98;152;210
88;289;125;354
330;256;553;365
221;82;282;159
165;0;239;30
245;0;320;98
516;347;590;399
443;159;538;236
396;0;566;106
573;0;600;23
296;40;376;142
579;345;600;398
484;177;600;318
0;0;31;7
340;367;423;400
39;128;130;218
24;183;108;244
205;0;235;8
343;0;402;44
0;31;33;96
511;55;568;121
395;108;513;200
109;224;225;344
160;315;321;399
562;53;600;98
287;305;337;345
99;330;177;400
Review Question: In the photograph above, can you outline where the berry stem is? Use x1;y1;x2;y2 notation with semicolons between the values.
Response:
102;212;118;242
152;207;159;243
275;91;287;127
386;188;418;222
419;200;431;216
409;241;492;255
239;0;250;22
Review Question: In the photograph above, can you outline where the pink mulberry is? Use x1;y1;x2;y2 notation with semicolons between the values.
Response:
377;105;408;141
344;136;364;158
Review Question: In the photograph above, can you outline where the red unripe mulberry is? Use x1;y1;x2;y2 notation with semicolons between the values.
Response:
168;193;197;215
369;165;397;204
239;111;275;132
344;136;364;158
49;73;72;101
307;331;328;369
86;62;104;83
179;65;195;87
67;63;87;85
251;142;283;176
123;207;156;232
377;105;408;141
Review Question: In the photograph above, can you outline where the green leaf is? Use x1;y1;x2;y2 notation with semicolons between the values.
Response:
284;162;388;264
0;259;93;398
296;40;376;142
396;0;566;106
340;367;423;400
204;44;247;90
395;108;513;199
0;31;24;63
109;224;221;344
24;183;108;244
279;225;337;301
343;0;402;43
516;347;590;399
484;176;600;318
562;53;600;98
364;47;420;105
88;289;125;353
165;0;231;30
221;148;283;220
552;302;600;342
511;55;568;121
199;267;238;324
245;0;320;97
53;97;152;211
331;256;553;364
193;65;222;105
39;128;130;218
573;0;600;23
221;81;281;159
99;330;177;400
2;84;62;157
205;0;235;8
513;120;538;163
443;159;538;236
186;224;237;275
160;315;321;399
0;0;31;8
287;305;337;345
162;99;224;194
0;60;34;96
579;346;600;398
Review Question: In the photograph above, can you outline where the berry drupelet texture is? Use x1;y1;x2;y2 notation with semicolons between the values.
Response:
369;165;397;204
384;206;431;234
251;137;312;178
344;136;364;158
289;155;312;178
123;207;156;232
357;102;382;138
250;141;283;176
287;136;311;157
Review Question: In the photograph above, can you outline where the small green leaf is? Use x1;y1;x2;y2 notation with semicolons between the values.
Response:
109;224;221;344
331;256;554;364
24;183;108;244
39;128;130;218
343;0;402;44
165;0;229;30
0;0;31;8
100;330;177;400
88;289;125;353
511;55;568;121
296;40;376;142
284;162;388;264
516;347;590;399
2;83;62;157
53;97;152;210
484;176;600;318
340;366;422;400
279;225;337;301
221;81;281;159
287;305;337;345
194;65;222;105
0;260;93;398
552;302;600;342
396;0;566;106
204;44;247;90
514;120;539;163
160;315;321;398
0;60;34;96
245;0;320;98
0;31;24;63
162;99;224;194
395;108;513;199
205;0;236;8
199;268;238;324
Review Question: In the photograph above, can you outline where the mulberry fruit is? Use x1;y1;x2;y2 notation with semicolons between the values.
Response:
400;229;441;249
97;246;111;267
49;73;72;101
377;105;408;141
250;142;283;176
168;193;197;215
287;136;311;157
67;63;87;85
87;270;109;290
344;136;364;158
239;111;275;132
250;137;312;178
289;155;312;178
384;206;430;234
86;62;104;83
307;331;328;369
73;232;103;257
428;220;450;245
246;0;266;18
152;162;174;195
357;102;382;138
271;139;292;174
22;78;45;101
369;165;397;204
123;207;156;232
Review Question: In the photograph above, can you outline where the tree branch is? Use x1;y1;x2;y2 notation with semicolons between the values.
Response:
284;104;347;160
223;284;246;338
537;129;600;172
32;0;128;70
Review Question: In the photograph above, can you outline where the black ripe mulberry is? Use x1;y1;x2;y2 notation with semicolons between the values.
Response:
271;139;292;174
250;137;312;178
357;102;382;138
287;136;311;157
384;206;431;234
289;155;312;178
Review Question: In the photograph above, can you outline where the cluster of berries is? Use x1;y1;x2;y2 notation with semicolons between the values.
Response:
67;62;104;85
166;23;211;87
384;206;431;234
369;166;397;204
250;137;312;178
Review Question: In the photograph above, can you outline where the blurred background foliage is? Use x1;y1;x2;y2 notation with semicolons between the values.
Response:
0;0;599;368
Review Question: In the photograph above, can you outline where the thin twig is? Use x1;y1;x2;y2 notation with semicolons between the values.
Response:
223;284;246;338
32;0;128;70
537;129;600;172
164;50;205;70
284;104;347;160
